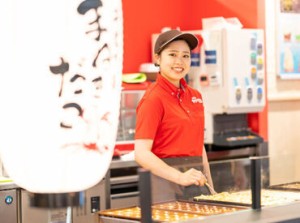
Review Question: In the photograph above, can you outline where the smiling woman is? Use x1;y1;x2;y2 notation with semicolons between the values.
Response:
134;30;216;202
0;0;123;193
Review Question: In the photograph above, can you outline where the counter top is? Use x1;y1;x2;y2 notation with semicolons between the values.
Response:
110;159;138;169
0;181;19;190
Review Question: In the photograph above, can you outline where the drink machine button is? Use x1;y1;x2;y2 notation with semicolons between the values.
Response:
235;87;242;101
251;67;257;79
257;57;264;70
257;72;264;85
257;43;263;55
257;87;263;101
250;36;257;50
247;87;253;101
251;53;257;65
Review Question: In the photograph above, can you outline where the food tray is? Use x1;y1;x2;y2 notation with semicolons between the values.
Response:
152;200;248;215
193;194;251;207
213;130;263;147
193;189;300;207
98;200;248;222
98;206;204;222
268;182;300;192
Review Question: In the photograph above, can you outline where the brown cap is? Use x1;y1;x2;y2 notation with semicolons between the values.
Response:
154;29;198;54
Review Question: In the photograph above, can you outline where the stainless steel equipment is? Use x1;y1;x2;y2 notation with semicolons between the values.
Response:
21;180;107;223
0;183;20;223
206;113;263;150
108;160;139;209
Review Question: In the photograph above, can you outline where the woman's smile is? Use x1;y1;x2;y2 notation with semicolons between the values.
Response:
172;67;184;73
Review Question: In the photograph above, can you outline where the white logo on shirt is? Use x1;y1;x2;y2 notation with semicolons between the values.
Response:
191;96;202;103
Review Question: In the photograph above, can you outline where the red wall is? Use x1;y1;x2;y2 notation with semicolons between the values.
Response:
122;0;259;73
122;0;268;140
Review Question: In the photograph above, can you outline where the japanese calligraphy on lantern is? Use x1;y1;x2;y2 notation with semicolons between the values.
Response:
0;0;123;193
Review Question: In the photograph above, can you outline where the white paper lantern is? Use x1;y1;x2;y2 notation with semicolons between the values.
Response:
0;0;123;193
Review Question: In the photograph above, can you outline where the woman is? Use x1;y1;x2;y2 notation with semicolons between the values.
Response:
134;29;215;200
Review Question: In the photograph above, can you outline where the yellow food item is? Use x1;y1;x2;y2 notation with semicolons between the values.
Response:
276;183;300;190
99;206;204;222
152;201;246;215
99;201;247;221
194;189;300;206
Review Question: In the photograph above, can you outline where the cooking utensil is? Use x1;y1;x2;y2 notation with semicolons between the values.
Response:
204;182;217;195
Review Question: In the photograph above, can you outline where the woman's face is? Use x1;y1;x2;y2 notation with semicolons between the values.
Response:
156;40;191;87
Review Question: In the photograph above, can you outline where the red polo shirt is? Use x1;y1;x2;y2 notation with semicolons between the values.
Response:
135;74;205;158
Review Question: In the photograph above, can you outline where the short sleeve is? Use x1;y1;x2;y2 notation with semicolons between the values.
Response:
135;96;163;139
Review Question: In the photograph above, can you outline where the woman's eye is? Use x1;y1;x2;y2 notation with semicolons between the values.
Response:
183;54;190;58
169;53;176;57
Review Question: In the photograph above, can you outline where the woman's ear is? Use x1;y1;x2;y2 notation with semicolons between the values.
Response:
154;53;160;66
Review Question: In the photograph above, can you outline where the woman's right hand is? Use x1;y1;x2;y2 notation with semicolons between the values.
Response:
178;168;207;186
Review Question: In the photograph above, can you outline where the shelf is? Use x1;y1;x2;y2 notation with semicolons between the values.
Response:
268;92;300;102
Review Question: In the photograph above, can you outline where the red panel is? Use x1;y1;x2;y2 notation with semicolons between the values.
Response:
122;0;260;73
114;143;134;157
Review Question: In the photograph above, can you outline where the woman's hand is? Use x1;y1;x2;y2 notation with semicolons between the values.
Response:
178;168;207;186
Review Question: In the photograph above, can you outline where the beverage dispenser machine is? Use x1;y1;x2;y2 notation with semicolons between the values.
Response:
189;28;265;149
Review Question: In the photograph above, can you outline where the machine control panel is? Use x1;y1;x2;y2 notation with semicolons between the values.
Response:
91;196;100;213
193;29;265;114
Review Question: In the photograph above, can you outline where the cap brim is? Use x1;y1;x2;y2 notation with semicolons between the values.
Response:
157;33;198;54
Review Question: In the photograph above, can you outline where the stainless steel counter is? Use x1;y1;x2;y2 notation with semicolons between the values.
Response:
110;159;137;169
0;182;18;190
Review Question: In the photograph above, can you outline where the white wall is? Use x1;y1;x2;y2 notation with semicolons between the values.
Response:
265;0;300;185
